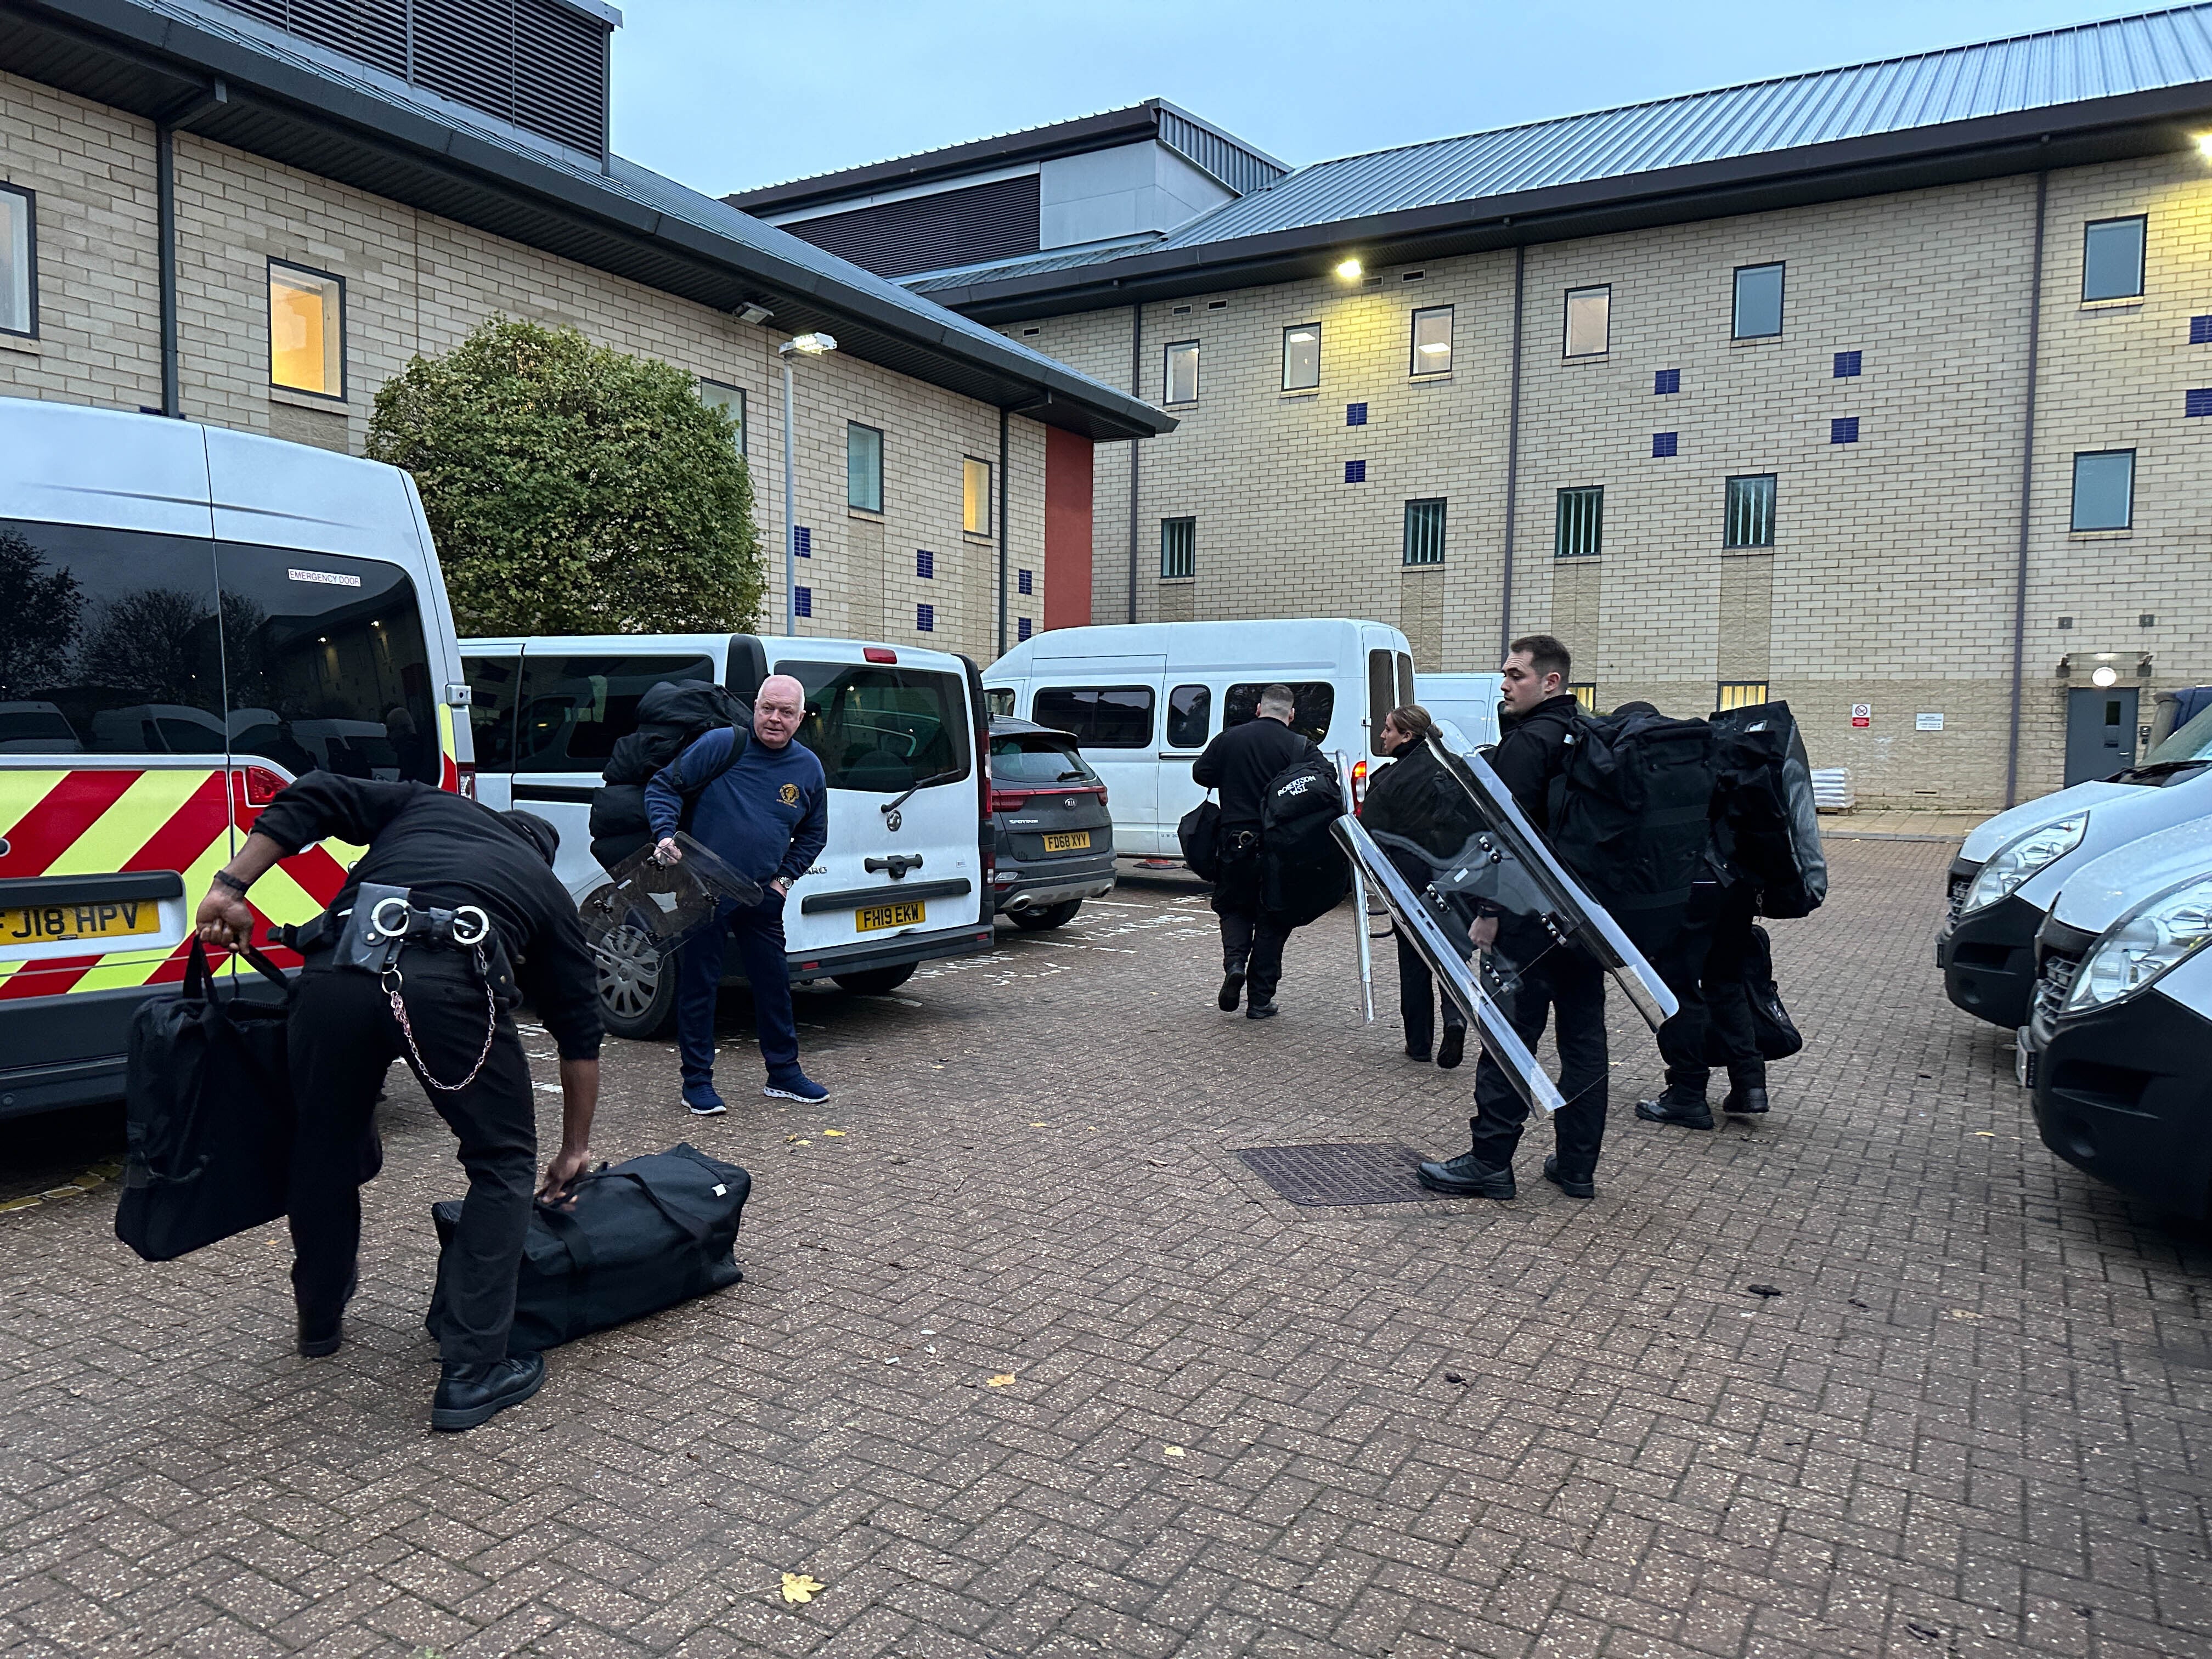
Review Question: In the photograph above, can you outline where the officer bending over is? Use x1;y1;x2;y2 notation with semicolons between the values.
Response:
194;774;601;1432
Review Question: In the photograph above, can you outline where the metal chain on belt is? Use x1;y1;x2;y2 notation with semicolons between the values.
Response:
382;947;499;1093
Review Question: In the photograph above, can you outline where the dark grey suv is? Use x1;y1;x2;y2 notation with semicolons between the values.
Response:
989;717;1115;930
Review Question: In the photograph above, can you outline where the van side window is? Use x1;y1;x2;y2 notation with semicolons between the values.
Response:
785;659;971;791
1225;682;1335;747
1166;684;1211;748
464;655;520;771
0;518;228;757
1032;686;1154;749
1366;650;1396;755
513;654;716;772
218;544;444;783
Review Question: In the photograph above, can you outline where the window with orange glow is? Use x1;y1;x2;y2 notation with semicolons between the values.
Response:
268;261;343;397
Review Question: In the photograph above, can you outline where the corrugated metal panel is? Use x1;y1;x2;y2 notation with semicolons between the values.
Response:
1157;108;1290;196
786;174;1041;279
1159;3;2212;250
901;235;1167;295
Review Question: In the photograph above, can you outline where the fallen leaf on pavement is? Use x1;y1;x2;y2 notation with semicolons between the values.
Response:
987;1373;1016;1387
822;1129;847;1137
1746;1285;1784;1298
1164;1445;1186;1457
781;1573;826;1604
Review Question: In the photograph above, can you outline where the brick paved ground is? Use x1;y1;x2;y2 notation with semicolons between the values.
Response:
3;839;2209;1658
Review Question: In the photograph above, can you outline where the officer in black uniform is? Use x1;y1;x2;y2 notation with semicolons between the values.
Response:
1191;684;1318;1019
1417;634;1611;1202
193;772;602;1432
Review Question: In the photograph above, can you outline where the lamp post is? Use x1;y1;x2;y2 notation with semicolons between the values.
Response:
777;331;838;636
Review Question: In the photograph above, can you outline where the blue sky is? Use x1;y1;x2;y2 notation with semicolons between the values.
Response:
610;1;2138;198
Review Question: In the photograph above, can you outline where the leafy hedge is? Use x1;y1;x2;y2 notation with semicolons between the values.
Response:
367;317;762;635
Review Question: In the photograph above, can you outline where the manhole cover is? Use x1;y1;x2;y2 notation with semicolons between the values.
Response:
1234;1143;1436;1207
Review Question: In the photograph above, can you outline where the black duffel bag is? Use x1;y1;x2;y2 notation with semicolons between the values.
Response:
1705;923;1804;1064
432;1142;750;1353
1177;794;1222;881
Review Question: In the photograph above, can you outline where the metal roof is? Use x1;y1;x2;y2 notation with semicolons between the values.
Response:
909;4;2212;319
0;0;1173;440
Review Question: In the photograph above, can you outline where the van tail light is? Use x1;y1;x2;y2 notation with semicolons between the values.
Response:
1351;758;1368;808
864;647;898;664
234;766;289;811
456;763;478;800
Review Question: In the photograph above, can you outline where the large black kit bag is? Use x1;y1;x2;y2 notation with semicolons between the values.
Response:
1705;923;1804;1064
589;680;751;872
1259;751;1350;927
1177;794;1223;881
1707;700;1828;918
116;940;380;1262
431;1142;750;1353
1546;707;1717;956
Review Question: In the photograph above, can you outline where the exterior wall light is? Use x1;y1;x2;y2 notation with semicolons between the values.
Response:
2091;664;2120;687
2197;133;2212;159
782;331;837;356
1334;258;1363;280
777;332;839;635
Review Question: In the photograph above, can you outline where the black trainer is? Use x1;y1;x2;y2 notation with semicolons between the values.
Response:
1245;998;1278;1020
1542;1154;1596;1199
1436;1026;1466;1071
1217;970;1245;1012
1635;1087;1715;1130
1722;1086;1771;1115
1415;1150;1515;1199
432;1352;546;1432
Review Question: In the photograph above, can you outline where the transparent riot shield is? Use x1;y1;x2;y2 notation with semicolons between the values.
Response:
578;833;763;967
1334;738;1680;1113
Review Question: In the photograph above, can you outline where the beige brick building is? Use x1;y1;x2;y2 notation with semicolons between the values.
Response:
0;0;1165;666
735;18;2212;809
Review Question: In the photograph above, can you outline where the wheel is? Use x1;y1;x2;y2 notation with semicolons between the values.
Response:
1012;900;1082;931
595;920;678;1039
833;963;917;996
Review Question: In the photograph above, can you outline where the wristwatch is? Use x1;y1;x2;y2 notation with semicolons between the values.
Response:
212;869;251;895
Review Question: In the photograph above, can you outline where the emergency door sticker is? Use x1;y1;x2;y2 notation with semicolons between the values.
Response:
286;568;363;587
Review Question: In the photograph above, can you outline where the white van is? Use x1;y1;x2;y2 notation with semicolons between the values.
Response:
984;618;1417;856
459;633;994;1036
1;399;471;1120
1413;672;1504;752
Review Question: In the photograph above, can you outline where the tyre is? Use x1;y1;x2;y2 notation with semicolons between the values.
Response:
833;963;917;996
1012;900;1082;931
595;919;678;1040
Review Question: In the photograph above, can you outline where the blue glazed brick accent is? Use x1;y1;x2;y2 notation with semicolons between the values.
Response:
793;526;811;557
917;548;934;578
1018;617;1032;641
2193;315;2212;344
917;603;934;632
1653;369;1680;395
1346;403;1368;426
2187;388;2212;417
1017;568;1033;595
1833;351;1863;377
1651;432;1678;458
793;586;812;618
1344;459;1366;483
1831;417;1860;443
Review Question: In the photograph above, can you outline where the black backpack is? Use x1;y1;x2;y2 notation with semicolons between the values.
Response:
1259;750;1350;926
1708;701;1828;918
588;680;750;872
1546;707;1717;955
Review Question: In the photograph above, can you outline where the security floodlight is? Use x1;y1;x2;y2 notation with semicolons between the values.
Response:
736;302;774;326
781;332;838;356
1334;258;1363;280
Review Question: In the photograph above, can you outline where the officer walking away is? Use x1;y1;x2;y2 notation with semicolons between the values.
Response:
1636;876;1768;1128
1417;635;1610;1201
193;775;601;1432
648;673;830;1110
1192;684;1317;1019
1359;704;1467;1068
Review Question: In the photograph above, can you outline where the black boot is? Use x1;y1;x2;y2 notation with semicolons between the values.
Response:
1245;997;1278;1020
1635;1086;1715;1130
1722;1086;1770;1115
1436;1025;1466;1071
432;1352;546;1432
297;1311;343;1359
1404;1038;1431;1062
1217;969;1245;1012
1542;1154;1595;1199
1415;1150;1515;1199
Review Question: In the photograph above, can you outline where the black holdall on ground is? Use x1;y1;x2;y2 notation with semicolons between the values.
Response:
431;1143;750;1353
1705;924;1805;1064
1546;707;1717;955
1258;752;1350;927
588;680;751;872
1177;794;1223;881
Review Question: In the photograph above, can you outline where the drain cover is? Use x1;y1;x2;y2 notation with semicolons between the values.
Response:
1234;1143;1436;1207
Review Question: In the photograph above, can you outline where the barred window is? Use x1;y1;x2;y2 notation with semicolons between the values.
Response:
1160;516;1196;579
1569;682;1598;714
1402;498;1447;566
1717;681;1770;711
1554;486;1603;558
1724;474;1777;548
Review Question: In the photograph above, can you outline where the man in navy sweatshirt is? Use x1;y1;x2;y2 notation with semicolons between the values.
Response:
646;673;830;1110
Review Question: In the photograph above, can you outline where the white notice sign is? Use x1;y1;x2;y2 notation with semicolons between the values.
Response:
1916;712;1944;731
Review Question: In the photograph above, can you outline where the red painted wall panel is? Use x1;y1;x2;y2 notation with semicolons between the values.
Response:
1043;426;1093;632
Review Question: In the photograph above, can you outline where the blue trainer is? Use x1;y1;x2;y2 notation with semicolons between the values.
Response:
682;1082;727;1116
763;1071;829;1103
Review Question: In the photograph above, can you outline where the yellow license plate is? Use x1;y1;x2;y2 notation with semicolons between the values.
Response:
855;900;925;932
3;897;165;945
1040;831;1091;852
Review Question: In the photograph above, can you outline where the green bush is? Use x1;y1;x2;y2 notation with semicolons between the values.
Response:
366;317;762;636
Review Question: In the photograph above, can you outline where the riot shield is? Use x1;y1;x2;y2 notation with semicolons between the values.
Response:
578;833;763;966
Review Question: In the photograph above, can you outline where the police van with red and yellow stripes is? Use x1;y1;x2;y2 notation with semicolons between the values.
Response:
0;400;472;1120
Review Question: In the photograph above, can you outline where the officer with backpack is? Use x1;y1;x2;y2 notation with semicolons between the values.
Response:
1417;635;1611;1201
1192;684;1319;1019
647;673;830;1110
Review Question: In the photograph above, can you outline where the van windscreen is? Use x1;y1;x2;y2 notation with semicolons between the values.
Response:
2143;703;2212;766
786;661;970;792
218;543;442;783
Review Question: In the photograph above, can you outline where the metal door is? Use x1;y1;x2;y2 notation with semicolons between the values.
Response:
2065;687;2138;784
